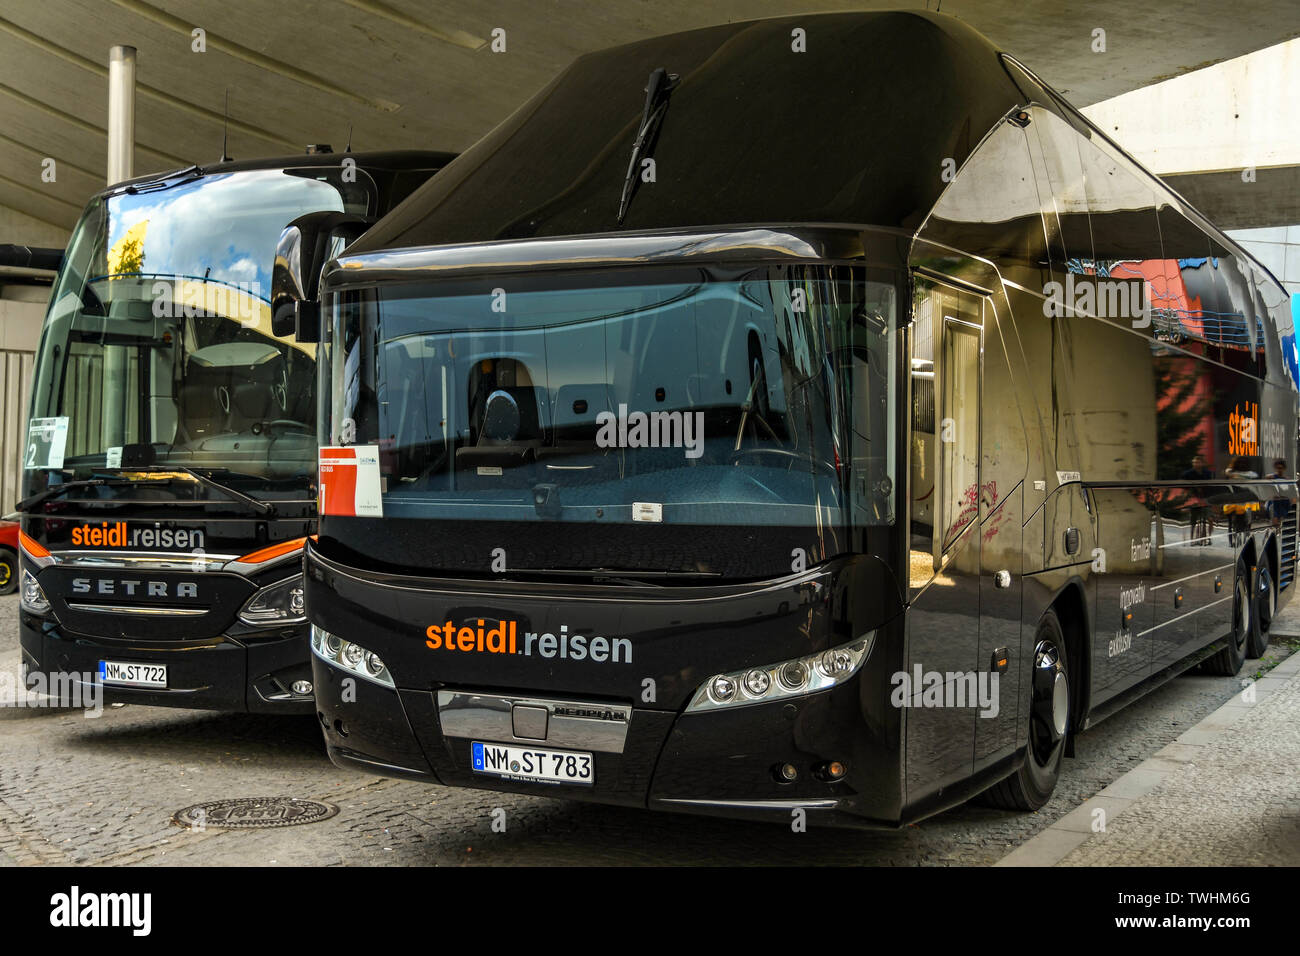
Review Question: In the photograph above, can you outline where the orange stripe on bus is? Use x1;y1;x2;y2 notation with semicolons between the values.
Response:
237;537;307;564
18;530;49;559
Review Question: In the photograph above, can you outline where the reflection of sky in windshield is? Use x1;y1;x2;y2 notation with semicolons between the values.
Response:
102;170;347;300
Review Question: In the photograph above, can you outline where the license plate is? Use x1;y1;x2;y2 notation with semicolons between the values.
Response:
471;741;594;786
99;660;168;688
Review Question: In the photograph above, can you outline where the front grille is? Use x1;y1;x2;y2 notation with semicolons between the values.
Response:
39;567;256;640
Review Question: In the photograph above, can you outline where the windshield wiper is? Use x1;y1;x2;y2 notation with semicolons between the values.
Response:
17;467;275;517
17;477;142;512
120;164;203;195
616;67;679;225
135;466;275;517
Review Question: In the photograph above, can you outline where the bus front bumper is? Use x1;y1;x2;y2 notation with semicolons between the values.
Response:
19;612;314;714
311;654;904;828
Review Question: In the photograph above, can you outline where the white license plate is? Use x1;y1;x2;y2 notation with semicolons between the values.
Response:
471;741;594;786
99;660;168;688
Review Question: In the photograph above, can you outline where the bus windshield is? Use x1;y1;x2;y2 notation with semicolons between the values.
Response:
321;265;898;577
26;167;374;497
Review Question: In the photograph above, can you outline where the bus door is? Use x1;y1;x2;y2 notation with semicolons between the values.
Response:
975;295;1028;768
905;278;987;798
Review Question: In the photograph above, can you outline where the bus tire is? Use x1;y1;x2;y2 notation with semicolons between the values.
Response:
0;548;16;595
979;609;1070;811
1204;558;1250;676
1246;559;1274;659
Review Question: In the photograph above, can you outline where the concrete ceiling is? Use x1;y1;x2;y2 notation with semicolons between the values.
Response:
2;0;1298;243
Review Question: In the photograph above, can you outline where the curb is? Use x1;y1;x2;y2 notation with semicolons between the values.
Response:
995;642;1300;866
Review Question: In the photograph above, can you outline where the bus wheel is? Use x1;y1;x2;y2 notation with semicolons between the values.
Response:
1204;558;1250;676
980;610;1069;811
0;548;16;595
1246;560;1274;659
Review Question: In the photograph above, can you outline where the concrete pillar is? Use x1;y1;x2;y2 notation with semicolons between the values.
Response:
107;45;137;186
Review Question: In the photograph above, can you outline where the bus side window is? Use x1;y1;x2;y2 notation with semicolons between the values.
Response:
910;280;982;591
940;318;981;548
909;287;937;589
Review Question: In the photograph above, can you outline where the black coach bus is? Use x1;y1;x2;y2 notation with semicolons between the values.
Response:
290;12;1298;825
18;150;453;714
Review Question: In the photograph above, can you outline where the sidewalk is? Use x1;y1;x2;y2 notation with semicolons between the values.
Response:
999;627;1300;866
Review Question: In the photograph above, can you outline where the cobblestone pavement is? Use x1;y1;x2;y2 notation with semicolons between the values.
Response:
1054;652;1300;866
0;592;1294;866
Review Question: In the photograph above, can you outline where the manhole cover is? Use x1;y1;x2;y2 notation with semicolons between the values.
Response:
172;797;339;829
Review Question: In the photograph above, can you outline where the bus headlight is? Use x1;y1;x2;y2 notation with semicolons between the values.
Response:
311;624;395;689
686;633;874;713
239;574;307;625
20;570;50;615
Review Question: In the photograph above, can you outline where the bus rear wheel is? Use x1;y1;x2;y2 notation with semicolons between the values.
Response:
1204;558;1250;676
1246;559;1274;659
979;609;1070;811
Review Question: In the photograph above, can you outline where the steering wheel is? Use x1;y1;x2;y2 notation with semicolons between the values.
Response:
728;447;838;479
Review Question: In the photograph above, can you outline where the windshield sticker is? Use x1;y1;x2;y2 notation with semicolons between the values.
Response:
105;446;123;468
25;417;69;470
632;502;663;522
319;446;383;517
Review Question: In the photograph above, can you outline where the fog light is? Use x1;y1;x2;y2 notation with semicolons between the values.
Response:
709;674;737;703
778;660;808;690
743;668;771;697
823;761;847;780
291;680;313;695
777;762;798;782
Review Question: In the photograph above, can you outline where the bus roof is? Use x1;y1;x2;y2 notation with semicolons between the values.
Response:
346;10;1030;254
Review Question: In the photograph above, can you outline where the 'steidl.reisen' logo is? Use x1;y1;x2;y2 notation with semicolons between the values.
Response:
426;619;633;663
1228;401;1259;457
70;521;204;550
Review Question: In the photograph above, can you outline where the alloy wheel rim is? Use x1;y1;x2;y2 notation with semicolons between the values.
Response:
1029;638;1067;768
1236;578;1250;650
1258;567;1274;634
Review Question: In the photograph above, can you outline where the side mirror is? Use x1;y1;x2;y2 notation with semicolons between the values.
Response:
271;211;373;342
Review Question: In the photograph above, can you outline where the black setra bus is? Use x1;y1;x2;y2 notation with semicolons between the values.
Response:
18;150;452;714
289;12;1298;825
